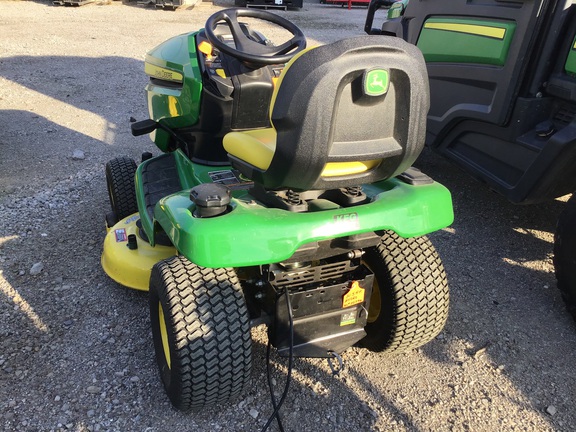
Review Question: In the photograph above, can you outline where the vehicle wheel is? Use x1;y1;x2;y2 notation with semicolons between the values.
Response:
105;156;137;222
149;256;252;412
358;231;449;353
554;193;576;321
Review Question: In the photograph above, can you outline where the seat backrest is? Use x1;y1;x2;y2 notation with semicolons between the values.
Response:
262;35;429;191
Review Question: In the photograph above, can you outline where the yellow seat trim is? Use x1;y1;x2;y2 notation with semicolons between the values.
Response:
321;160;381;177
223;129;277;171
223;47;317;172
223;46;380;181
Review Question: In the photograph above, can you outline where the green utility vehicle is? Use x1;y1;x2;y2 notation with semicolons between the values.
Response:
366;0;576;322
102;8;453;413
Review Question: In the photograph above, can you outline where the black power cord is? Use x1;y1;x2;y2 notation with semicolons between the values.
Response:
261;288;294;432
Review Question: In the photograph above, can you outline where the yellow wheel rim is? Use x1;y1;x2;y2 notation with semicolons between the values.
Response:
364;262;381;323
158;302;171;369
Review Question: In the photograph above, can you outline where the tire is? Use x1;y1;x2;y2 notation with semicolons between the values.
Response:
554;193;576;321
358;231;449;353
105;156;137;222
149;256;252;412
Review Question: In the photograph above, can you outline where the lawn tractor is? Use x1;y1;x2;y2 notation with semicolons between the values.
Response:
366;0;576;322
101;8;453;415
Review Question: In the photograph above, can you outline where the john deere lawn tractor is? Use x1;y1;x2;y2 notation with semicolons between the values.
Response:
101;8;453;414
366;0;576;322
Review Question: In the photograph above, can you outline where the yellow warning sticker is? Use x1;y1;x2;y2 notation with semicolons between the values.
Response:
342;281;365;308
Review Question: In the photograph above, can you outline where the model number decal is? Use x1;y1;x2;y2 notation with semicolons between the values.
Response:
125;214;140;225
333;212;359;229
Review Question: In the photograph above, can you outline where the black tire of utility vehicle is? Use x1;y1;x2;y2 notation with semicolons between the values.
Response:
359;231;449;353
105;156;137;222
149;256;253;412
554;193;576;321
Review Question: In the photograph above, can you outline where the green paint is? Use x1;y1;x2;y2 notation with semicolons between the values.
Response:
387;0;408;19
417;17;516;66
144;32;203;151
565;36;576;76
364;69;389;97
146;169;453;267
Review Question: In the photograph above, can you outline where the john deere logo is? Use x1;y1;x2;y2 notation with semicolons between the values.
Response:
363;69;389;97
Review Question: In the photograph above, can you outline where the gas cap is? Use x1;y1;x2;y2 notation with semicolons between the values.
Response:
190;183;231;218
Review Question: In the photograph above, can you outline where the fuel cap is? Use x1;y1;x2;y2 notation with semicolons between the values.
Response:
190;183;231;218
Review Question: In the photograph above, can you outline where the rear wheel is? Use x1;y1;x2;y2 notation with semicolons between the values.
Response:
105;156;137;223
554;193;576;321
359;231;449;353
149;256;252;412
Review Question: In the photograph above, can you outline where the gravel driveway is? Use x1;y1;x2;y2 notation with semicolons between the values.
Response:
1;1;575;431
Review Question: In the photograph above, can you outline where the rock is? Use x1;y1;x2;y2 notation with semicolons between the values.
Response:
30;262;43;275
86;385;101;394
546;405;557;416
72;150;85;160
249;409;259;419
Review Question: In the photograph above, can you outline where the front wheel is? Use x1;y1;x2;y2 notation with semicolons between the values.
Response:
359;231;449;353
554;193;576;322
149;256;252;412
105;156;137;222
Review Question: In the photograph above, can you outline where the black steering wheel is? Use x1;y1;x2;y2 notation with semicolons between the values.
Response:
204;8;306;66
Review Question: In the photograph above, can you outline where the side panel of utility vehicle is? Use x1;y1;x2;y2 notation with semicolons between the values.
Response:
392;0;576;203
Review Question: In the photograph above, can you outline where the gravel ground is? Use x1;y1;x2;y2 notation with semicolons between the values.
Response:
1;1;576;431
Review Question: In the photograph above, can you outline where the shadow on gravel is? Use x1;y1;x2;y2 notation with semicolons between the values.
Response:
0;109;109;193
414;147;576;428
0;55;144;118
0;55;150;189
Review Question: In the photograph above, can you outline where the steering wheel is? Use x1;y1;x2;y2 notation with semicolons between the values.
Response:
204;8;306;66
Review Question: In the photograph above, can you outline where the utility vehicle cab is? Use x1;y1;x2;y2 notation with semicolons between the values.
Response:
365;0;576;323
366;0;576;204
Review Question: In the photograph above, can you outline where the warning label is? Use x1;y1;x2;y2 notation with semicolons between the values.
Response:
115;228;127;242
208;170;253;190
342;281;365;308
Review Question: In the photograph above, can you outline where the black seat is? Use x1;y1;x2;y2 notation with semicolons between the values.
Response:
223;35;429;193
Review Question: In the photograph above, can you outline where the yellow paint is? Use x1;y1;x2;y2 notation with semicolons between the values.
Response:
223;129;276;170
215;68;226;79
158;303;171;369
223;44;379;179
224;127;379;176
168;95;179;117
322;160;380;177
144;62;183;83
198;40;213;57
101;214;176;291
424;22;506;40
269;47;317;117
363;262;381;323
